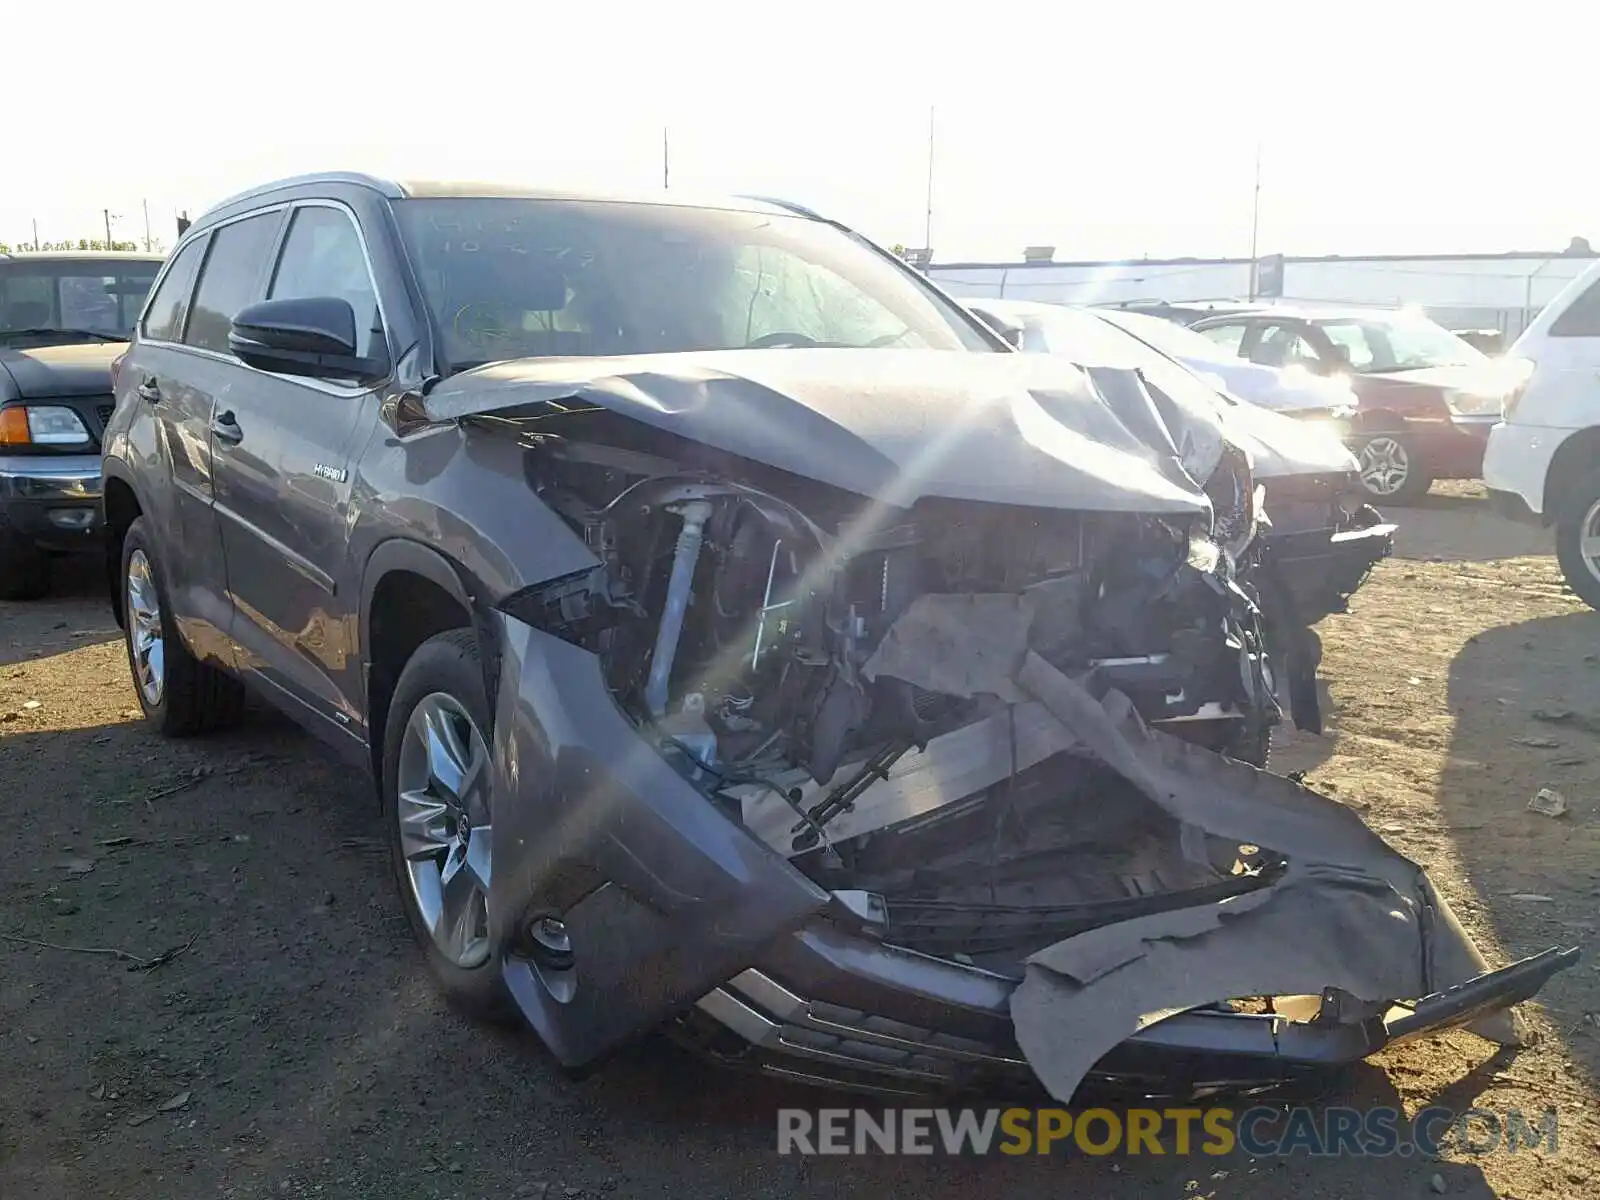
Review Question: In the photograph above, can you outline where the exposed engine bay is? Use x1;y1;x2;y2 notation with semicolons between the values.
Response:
430;349;1574;1104
507;416;1279;858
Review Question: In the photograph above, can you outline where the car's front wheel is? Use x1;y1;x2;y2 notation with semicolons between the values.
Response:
1555;466;1600;610
120;516;245;735
1354;430;1431;505
382;629;515;1021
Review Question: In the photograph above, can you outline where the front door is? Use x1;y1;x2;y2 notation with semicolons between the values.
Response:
209;202;387;738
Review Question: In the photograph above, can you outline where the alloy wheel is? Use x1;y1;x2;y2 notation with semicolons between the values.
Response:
1357;436;1410;497
126;549;165;707
396;693;494;969
1578;498;1600;586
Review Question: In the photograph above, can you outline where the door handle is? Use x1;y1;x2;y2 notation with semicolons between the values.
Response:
136;376;161;404
211;411;244;445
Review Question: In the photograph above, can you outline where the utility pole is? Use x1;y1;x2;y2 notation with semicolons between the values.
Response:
663;126;670;190
142;199;152;252
103;209;115;251
924;105;936;254
31;219;39;251
1247;143;1262;300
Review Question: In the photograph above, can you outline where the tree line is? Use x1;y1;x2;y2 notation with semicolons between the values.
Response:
0;238;148;254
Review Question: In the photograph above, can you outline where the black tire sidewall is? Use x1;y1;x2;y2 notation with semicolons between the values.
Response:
380;628;513;1018
1556;468;1600;610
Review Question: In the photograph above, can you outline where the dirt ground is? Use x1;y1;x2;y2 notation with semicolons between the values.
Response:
4;481;1600;1200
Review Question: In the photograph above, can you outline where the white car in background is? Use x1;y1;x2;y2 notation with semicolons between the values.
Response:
1094;306;1361;423
1484;260;1600;606
966;296;1396;743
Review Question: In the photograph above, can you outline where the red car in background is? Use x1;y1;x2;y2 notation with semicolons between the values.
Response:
1188;306;1523;504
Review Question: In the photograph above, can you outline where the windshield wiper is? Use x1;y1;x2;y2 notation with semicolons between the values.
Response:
0;327;129;344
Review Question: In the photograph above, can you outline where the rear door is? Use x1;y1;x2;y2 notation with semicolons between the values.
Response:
113;233;238;650
208;201;386;740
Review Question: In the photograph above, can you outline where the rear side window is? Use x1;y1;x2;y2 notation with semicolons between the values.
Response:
268;206;383;358
1197;323;1247;355
184;213;281;355
1550;278;1600;338
141;238;207;342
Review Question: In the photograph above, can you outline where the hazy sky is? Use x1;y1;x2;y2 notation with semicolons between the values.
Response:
7;1;1595;262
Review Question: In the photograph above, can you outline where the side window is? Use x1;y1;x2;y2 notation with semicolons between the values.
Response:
1319;322;1377;370
268;206;384;358
1250;322;1320;369
184;213;281;355
1197;323;1247;356
140;237;207;342
1550;279;1600;338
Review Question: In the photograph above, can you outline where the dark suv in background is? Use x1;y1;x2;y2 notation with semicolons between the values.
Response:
0;250;163;597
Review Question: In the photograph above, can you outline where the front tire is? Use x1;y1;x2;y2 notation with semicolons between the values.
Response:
1555;466;1600;610
382;629;515;1022
120;516;245;735
1354;430;1431;505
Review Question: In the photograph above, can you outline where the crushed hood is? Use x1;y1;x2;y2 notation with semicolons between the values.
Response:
424;349;1214;516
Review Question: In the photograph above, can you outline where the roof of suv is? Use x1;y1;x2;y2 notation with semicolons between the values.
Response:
194;172;811;230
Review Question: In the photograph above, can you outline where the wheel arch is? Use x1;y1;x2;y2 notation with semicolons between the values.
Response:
1350;407;1410;434
360;538;502;795
101;463;145;628
1542;427;1600;526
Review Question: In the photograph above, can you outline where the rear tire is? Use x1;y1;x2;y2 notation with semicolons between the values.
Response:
1555;466;1600;611
120;516;245;736
1354;430;1431;505
0;536;50;600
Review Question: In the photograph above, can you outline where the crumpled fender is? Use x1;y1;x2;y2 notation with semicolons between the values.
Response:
485;609;830;1068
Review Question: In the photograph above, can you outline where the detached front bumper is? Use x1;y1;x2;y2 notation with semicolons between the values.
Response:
0;453;103;555
483;611;1577;1101
686;941;1578;1099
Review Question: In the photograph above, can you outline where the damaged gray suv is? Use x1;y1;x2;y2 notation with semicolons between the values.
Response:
103;174;1576;1102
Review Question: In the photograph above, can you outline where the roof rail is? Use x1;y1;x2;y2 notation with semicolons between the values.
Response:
198;171;404;221
736;194;828;222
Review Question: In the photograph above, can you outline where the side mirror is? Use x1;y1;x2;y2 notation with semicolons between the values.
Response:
229;296;387;381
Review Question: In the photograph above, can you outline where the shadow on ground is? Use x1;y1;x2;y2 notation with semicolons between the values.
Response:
1438;606;1600;1123
1;705;1508;1198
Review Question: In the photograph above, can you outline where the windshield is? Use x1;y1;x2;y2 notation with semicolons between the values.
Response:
1098;308;1241;364
393;198;993;369
0;261;159;340
1311;313;1487;373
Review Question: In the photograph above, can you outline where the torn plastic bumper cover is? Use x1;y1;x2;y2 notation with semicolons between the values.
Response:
484;603;1578;1099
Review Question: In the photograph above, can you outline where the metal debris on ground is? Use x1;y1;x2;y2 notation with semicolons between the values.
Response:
1514;736;1562;749
1532;708;1600;735
156;1090;191;1112
1528;788;1571;818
